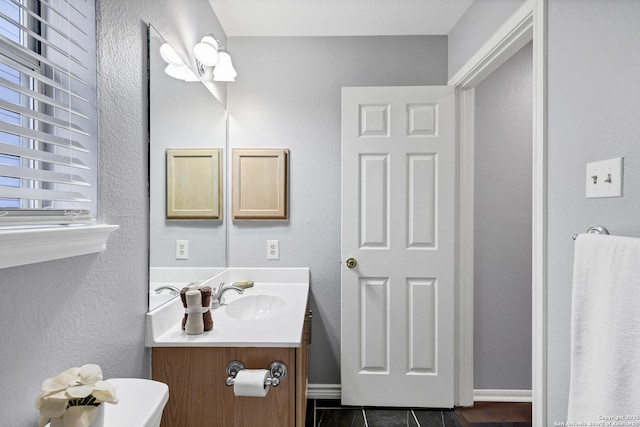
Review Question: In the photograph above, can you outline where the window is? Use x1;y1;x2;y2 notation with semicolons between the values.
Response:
0;0;96;225
0;1;113;269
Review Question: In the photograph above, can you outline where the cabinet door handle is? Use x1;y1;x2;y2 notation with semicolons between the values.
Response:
307;309;312;345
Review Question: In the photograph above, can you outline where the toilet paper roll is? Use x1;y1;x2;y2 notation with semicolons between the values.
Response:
233;369;270;397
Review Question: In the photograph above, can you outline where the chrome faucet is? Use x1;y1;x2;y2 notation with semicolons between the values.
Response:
154;285;181;295
211;282;244;309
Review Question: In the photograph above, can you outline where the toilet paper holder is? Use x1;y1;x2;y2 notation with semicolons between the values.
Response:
225;360;288;387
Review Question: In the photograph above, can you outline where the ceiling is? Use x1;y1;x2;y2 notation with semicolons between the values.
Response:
208;0;474;37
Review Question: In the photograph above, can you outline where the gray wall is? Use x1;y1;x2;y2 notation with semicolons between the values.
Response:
448;0;526;81
0;0;226;425
226;36;448;384
547;1;640;423
447;0;640;419
474;42;532;390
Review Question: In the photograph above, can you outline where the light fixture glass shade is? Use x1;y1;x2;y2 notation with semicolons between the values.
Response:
213;51;237;82
193;35;220;66
164;64;199;81
159;43;183;66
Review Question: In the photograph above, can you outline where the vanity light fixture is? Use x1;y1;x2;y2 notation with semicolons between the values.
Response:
159;43;182;65
159;42;198;82
164;63;199;81
193;34;237;82
193;35;220;66
213;50;237;82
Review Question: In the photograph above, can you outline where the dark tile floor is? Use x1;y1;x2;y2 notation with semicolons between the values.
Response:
305;400;533;427
305;400;464;427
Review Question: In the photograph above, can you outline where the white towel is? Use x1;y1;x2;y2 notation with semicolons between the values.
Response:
567;234;640;423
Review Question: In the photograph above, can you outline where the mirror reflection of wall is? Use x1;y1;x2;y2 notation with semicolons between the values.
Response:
148;25;227;311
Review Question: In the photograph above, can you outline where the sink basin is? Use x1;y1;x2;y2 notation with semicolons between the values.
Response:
225;295;286;320
145;269;310;347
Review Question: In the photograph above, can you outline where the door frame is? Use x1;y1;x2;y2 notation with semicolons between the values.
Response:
447;0;547;424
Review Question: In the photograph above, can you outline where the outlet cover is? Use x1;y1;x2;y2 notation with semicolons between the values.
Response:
586;157;623;198
176;240;189;259
267;240;279;260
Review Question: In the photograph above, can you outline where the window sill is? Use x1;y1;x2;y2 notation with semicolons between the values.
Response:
0;224;120;269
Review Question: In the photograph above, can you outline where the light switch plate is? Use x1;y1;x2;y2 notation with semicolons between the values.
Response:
586;157;623;198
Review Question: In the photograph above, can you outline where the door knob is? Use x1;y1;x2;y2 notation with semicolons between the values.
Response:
346;258;358;268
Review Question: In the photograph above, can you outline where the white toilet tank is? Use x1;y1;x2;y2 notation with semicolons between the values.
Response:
105;378;169;427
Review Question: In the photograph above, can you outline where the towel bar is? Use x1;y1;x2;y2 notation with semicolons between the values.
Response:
572;225;609;240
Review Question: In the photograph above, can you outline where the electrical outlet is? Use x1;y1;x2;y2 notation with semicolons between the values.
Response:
176;240;189;259
267;240;279;260
586;157;623;198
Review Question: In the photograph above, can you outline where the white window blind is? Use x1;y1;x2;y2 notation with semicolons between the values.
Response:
0;0;96;225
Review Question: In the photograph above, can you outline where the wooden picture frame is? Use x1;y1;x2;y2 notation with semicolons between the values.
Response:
232;148;289;220
166;148;222;219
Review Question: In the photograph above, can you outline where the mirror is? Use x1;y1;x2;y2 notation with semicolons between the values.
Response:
148;25;227;310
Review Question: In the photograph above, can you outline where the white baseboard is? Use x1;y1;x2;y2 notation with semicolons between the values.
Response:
307;384;532;404
307;384;341;400
473;389;532;403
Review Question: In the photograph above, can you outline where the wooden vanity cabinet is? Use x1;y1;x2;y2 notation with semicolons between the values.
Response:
152;310;311;427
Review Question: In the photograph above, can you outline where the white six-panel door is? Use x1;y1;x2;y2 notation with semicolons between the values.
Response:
341;86;455;407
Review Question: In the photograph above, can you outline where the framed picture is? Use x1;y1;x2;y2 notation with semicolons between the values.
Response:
166;148;222;219
232;148;289;219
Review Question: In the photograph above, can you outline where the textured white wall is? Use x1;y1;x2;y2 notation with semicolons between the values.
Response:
448;0;526;81
226;36;448;384
474;42;532;390
547;1;640;423
0;1;226;425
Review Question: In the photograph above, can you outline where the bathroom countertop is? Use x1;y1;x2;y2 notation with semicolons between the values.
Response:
146;268;310;348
